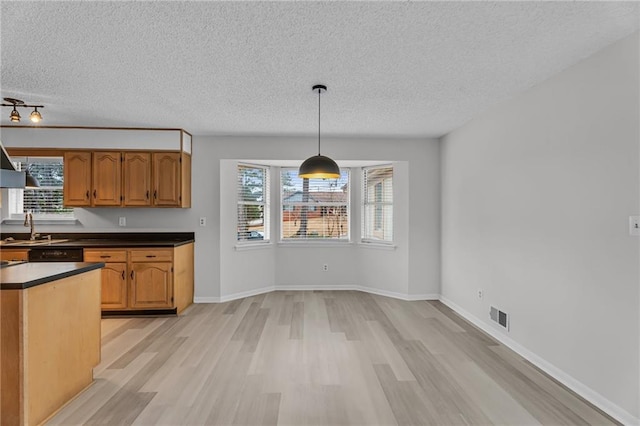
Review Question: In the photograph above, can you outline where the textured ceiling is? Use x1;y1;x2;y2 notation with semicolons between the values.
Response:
1;1;638;137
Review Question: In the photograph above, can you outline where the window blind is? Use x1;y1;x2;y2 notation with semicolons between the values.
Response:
237;164;269;242
362;165;393;242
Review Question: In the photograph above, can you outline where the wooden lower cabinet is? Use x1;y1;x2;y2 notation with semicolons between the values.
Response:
130;262;172;308
0;249;30;261
101;263;128;309
84;243;193;314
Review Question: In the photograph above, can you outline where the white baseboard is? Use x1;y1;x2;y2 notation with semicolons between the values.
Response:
195;286;439;304
439;296;639;426
193;296;220;303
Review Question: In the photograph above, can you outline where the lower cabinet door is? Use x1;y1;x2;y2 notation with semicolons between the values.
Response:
130;262;172;308
101;263;128;309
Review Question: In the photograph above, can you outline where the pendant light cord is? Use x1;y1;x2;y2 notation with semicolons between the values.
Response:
317;87;321;156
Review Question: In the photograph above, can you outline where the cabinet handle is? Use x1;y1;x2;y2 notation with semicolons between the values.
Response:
130;271;134;280
93;190;97;199
153;190;157;200
146;255;156;258
100;255;111;258
122;270;125;280
146;190;149;200
86;190;90;199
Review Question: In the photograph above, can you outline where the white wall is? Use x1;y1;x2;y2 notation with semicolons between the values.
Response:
212;136;440;300
441;32;639;422
1;134;440;302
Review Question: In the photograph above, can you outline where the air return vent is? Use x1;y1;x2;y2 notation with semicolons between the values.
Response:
490;306;509;331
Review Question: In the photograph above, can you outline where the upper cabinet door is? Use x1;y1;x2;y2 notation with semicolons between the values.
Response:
93;151;122;206
153;152;181;207
63;151;92;207
123;152;151;206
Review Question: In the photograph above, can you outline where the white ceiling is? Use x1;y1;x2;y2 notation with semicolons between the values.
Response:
1;1;638;138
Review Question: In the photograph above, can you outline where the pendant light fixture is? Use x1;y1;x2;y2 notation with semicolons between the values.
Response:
299;84;340;179
23;157;40;188
24;170;40;188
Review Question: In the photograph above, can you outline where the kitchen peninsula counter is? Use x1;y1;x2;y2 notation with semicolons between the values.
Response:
0;261;104;289
1;262;104;425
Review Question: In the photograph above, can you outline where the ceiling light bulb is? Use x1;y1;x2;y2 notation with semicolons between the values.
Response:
10;108;20;122
30;108;42;123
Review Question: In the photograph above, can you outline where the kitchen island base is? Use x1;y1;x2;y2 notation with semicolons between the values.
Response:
1;268;101;426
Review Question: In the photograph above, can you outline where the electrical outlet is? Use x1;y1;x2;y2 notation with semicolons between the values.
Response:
322;264;328;271
630;216;639;236
477;289;483;299
118;217;126;227
199;217;207;227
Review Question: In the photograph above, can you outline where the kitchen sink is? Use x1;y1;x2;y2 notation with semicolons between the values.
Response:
1;239;69;246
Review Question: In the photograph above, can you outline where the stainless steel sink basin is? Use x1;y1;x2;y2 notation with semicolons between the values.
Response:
1;239;69;246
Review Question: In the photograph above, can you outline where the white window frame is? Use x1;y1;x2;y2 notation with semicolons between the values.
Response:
362;165;393;244
236;163;270;244
280;168;350;243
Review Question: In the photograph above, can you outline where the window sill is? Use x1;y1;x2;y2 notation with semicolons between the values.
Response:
235;242;273;251
358;241;397;250
277;241;354;248
2;218;79;226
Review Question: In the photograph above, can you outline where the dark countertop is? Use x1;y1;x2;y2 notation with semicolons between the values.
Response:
0;232;194;249
1;262;105;290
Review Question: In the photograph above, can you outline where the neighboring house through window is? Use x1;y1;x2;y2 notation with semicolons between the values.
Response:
281;168;349;240
237;164;270;242
362;165;393;242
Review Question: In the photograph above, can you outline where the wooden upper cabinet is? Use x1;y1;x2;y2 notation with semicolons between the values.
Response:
63;151;92;207
123;152;151;206
181;152;191;208
153;152;181;207
92;152;122;206
61;148;190;209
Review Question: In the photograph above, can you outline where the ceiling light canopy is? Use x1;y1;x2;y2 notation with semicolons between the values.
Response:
2;98;44;123
299;84;340;179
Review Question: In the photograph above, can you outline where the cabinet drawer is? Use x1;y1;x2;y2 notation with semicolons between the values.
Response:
130;249;173;262
84;249;127;262
0;249;29;261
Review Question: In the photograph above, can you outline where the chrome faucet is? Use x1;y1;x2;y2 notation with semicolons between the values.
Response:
24;212;36;240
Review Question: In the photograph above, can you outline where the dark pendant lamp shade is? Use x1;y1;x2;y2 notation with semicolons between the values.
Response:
25;170;39;189
299;155;340;179
24;158;40;189
299;84;340;179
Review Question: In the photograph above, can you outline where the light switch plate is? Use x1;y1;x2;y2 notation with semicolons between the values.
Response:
630;216;640;236
118;217;126;227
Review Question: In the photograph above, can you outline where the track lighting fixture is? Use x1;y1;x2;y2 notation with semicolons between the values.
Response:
2;98;44;123
299;84;340;179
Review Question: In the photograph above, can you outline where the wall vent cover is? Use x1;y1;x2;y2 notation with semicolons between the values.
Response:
490;306;509;331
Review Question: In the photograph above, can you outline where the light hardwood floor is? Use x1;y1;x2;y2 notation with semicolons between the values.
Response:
48;291;618;425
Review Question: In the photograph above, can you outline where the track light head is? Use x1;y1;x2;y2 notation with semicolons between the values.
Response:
10;108;20;122
30;107;42;123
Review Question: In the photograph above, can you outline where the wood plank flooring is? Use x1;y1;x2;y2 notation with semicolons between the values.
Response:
47;291;618;425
